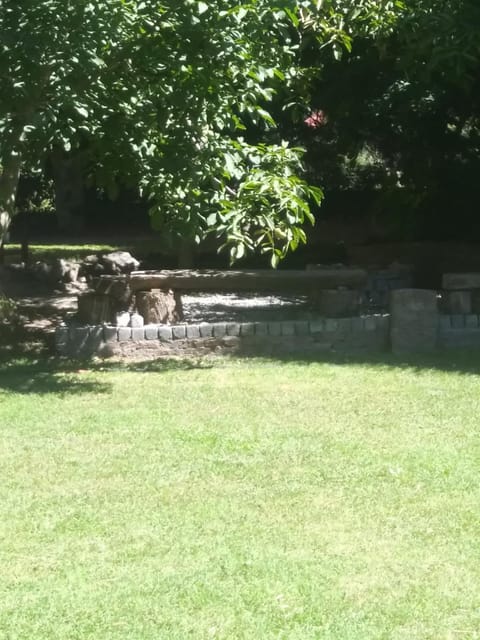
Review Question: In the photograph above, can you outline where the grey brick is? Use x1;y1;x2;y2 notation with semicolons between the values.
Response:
451;314;465;329
294;321;310;336
241;323;255;336
226;322;241;336
325;319;338;332
255;322;268;335
281;321;295;336
132;327;145;342
268;322;282;336
199;323;213;338
118;327;132;341
309;319;324;334
103;325;118;343
364;316;377;332
144;324;159;340
465;314;478;329
337;318;352;333
375;315;390;332
213;323;227;338
172;324;187;340
351;317;365;332
158;325;173;341
88;326;104;347
186;325;201;339
440;315;452;331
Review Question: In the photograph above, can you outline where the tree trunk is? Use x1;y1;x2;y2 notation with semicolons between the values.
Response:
0;149;22;247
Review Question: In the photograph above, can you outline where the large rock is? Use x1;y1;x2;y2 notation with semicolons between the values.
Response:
102;251;140;275
390;289;439;353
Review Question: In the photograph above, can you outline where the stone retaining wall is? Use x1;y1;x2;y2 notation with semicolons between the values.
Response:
55;311;480;358
439;314;480;349
55;315;390;358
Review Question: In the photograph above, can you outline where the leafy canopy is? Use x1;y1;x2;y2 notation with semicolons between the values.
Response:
0;0;402;262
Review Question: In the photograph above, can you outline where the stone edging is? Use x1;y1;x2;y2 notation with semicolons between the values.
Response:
55;315;390;356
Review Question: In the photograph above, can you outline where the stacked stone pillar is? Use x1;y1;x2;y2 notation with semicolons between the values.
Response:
390;289;439;353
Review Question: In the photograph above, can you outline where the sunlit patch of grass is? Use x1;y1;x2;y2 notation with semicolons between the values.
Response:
1;355;480;639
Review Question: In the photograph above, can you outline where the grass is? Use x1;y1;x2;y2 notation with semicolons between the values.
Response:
1;352;480;639
2;235;174;264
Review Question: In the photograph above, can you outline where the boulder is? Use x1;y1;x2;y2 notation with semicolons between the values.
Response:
102;251;140;275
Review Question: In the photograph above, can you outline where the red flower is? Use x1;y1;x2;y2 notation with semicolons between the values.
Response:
304;109;327;129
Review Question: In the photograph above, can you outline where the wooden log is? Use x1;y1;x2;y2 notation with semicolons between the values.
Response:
135;289;184;324
127;268;368;293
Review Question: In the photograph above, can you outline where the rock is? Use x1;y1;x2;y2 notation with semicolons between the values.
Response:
101;251;140;275
116;311;131;327
130;312;144;328
52;258;81;283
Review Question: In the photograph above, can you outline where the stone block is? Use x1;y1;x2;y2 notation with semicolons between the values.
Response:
309;319;324;333
390;289;439;353
351;317;365;332
281;321;295;336
172;324;187;340
186;325;201;339
375;315;390;332
440;315;451;331
241;323;255;336
144;324;159;340
118;327;132;341
451;315;465;329
444;291;471;314
471;290;480;314
443;273;480;290
255;322;268;335
213;323;227;338
465;314;478;329
199;323;213;338
268;322;282;336
364;316;377;332
324;319;338;332
294;321;310;336
226;323;241;336
336;317;352;333
132;327;145;341
103;325;118;343
159;325;173;341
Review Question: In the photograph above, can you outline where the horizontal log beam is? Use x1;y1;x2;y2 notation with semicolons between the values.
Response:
124;268;367;293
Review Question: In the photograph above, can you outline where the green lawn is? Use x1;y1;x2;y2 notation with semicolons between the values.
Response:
1;353;480;639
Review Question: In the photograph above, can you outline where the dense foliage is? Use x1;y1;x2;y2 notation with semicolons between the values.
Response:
295;0;480;240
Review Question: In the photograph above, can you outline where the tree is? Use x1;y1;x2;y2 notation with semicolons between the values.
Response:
0;1;325;265
291;0;480;240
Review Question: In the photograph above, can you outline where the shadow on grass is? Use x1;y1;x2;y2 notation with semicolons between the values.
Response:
0;343;213;395
244;347;480;376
